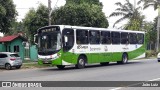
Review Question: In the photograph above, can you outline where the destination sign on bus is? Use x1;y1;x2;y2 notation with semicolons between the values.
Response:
41;28;57;33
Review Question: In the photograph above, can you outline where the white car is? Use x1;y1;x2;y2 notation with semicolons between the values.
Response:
157;53;160;62
0;52;22;70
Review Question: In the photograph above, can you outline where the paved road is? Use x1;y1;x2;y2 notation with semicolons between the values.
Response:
0;58;160;90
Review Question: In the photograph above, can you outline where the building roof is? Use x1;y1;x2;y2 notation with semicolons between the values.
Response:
0;35;27;42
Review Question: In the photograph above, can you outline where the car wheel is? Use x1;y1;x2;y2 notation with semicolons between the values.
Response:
57;65;65;69
5;64;12;70
16;66;21;69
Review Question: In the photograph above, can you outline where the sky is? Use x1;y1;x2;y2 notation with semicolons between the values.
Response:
13;0;158;28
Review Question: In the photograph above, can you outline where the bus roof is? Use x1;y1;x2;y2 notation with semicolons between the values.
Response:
38;25;145;34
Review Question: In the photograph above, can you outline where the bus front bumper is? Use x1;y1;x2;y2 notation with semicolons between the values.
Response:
38;58;62;65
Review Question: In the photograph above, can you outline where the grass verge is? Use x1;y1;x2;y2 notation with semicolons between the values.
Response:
22;63;52;69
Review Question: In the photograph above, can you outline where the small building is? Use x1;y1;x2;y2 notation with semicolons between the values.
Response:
0;35;27;60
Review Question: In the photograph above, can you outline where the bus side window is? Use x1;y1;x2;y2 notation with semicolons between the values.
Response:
76;29;88;44
129;33;137;44
62;29;74;52
89;30;100;44
111;32;120;44
137;33;144;44
121;32;129;44
101;31;111;44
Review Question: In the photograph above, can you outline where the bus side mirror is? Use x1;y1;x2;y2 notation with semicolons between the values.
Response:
34;34;38;45
64;36;68;43
64;36;68;47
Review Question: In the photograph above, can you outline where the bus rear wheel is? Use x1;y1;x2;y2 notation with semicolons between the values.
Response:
76;56;86;69
57;65;65;69
117;54;128;64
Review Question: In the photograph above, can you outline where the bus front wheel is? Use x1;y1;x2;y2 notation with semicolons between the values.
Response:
57;65;65;69
76;56;86;69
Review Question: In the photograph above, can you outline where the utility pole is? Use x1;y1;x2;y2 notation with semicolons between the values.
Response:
156;6;160;52
134;0;136;9
48;0;51;25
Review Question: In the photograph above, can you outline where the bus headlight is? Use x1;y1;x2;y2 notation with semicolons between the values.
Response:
57;53;61;57
53;53;61;60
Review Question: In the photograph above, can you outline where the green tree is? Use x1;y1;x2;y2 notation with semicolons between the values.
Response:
109;0;144;30
138;0;160;10
143;18;157;50
66;0;103;7
0;0;17;34
138;0;160;51
52;0;108;28
23;4;48;44
6;21;24;35
124;15;145;30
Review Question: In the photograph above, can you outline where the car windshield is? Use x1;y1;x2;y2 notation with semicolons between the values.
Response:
10;54;19;57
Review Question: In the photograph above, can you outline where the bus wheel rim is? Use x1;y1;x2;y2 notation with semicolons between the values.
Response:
124;56;128;63
79;59;84;65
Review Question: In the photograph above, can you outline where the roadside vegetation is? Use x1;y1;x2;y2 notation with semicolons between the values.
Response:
22;60;51;69
146;50;158;58
22;63;51;69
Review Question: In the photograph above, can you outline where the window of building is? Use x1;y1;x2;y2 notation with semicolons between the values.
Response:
101;31;111;44
14;45;20;52
89;30;100;44
76;29;88;44
111;32;120;44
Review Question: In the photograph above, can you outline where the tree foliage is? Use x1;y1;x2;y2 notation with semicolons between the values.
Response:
0;0;17;34
144;18;157;50
52;0;108;28
23;0;109;44
109;0;144;30
6;21;24;35
138;0;160;51
66;0;103;7
138;0;160;10
124;15;145;30
23;4;48;44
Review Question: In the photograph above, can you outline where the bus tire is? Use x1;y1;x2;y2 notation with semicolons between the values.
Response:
117;53;128;64
100;62;109;66
76;56;86;69
57;65;65;69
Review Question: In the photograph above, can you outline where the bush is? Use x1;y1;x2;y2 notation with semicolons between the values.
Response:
145;50;157;58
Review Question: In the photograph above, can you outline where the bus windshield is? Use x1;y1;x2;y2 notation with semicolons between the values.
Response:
38;28;61;55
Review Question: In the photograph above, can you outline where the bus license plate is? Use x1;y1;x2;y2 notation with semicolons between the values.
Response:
43;59;50;64
44;61;48;64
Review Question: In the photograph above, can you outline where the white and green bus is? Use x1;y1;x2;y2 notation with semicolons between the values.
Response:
36;25;145;69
